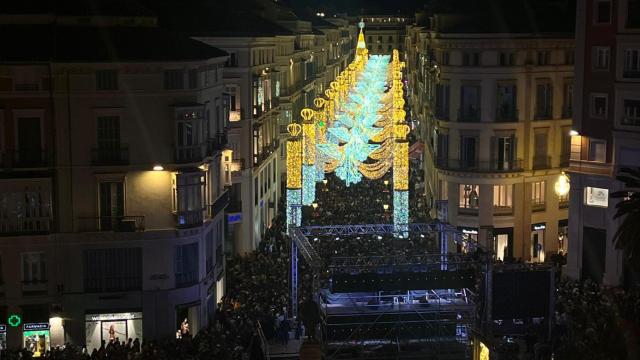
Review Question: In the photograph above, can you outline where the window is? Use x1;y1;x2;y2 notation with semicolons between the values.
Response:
377;36;382;43
459;85;481;121
435;82;450;119
174;173;205;226
623;99;640;126
17;117;43;166
535;82;553;119
83;248;142;292
0;181;52;234
499;52;515;66
584;186;609;207
563;82;574;118
388;35;393;42
254;177;259;206
593;47;610;70
588;139;606;162
436;132;449;165
96;116;120;149
99;181;124;230
595;0;612;24
590;94;608;118
565;50;575;65
463;52;480;66
225;52;237;67
623;48;640;78
175;243;199;287
206;230;214;273
442;51;450;65
533;129;549;169
493;185;513;211
188;69;198;89
628;0;640;28
496;84;517;121
96;70;118;90
164;69;184;90
494;136;515;170
22;252;46;283
531;181;546;210
459;184;479;211
537;51;551;65
460;136;477;168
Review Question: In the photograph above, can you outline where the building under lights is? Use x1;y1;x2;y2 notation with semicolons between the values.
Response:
357;15;412;56
567;0;640;286
0;11;229;348
185;7;356;254
406;10;575;261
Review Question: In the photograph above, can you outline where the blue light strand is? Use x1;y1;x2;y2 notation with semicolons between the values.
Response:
302;165;316;205
393;190;409;238
286;189;302;232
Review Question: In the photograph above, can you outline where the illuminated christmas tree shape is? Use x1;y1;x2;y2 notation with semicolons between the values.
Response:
317;55;391;186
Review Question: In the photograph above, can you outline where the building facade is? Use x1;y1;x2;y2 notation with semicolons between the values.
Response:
0;18;229;348
567;0;640;286
406;14;574;262
359;15;412;56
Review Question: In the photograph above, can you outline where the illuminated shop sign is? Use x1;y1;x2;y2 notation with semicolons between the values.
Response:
584;187;609;208
87;313;140;322
227;213;242;224
0;324;6;332
532;223;546;231
23;323;50;331
461;228;478;235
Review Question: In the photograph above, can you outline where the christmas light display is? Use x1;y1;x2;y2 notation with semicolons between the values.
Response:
287;188;302;230
302;165;316;206
394;190;409;238
286;124;302;231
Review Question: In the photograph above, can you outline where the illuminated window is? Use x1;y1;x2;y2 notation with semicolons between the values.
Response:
531;181;546;211
493;185;513;212
584;186;609;207
459;184;479;211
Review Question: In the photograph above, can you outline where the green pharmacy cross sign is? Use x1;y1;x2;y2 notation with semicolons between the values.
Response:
8;314;21;327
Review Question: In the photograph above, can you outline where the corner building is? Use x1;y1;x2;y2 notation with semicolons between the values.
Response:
0;18;229;348
567;0;640;286
406;13;574;261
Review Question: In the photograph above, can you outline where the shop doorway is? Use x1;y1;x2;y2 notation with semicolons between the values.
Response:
531;223;546;262
493;228;513;261
176;303;200;338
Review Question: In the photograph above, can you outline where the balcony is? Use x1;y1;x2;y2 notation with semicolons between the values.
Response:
176;209;204;229
436;158;523;173
3;149;48;168
0;214;51;235
84;276;142;293
458;107;481;122
77;216;145;232
91;145;129;166
208;189;230;219
495;107;518;122
532;156;551;170
532;200;546;212
175;144;206;163
622;69;640;79
621;115;640;127
534;108;553;120
207;133;228;155
22;280;48;295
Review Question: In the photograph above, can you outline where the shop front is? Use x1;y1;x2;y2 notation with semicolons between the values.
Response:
85;312;143;351
0;324;6;350
558;219;568;254
493;228;513;261
531;223;546;262
23;323;50;357
458;227;478;253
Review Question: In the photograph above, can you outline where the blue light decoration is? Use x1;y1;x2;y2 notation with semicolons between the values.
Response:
302;165;316;205
286;189;302;232
316;55;391;186
393;190;409;238
315;152;326;182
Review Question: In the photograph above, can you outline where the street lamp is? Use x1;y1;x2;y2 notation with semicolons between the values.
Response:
554;172;570;197
384;180;389;186
383;204;389;211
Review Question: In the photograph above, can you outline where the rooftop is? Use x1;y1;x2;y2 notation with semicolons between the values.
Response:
0;24;227;63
